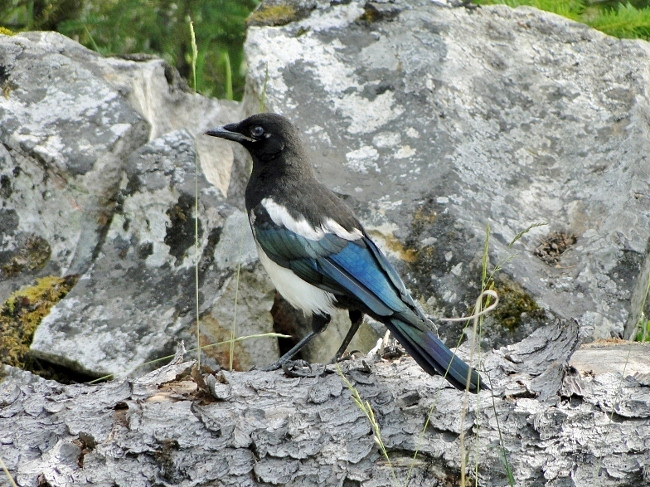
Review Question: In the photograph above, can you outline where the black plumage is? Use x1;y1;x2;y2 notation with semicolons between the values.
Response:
206;113;487;393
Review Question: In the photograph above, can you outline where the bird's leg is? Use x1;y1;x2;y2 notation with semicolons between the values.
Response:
263;313;331;371
328;309;364;364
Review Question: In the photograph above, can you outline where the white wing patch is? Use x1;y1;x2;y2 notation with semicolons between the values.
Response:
256;244;337;316
261;198;362;241
323;218;363;241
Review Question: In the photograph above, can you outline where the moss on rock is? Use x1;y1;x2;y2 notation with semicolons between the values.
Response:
1;275;78;373
492;277;544;331
1;236;51;277
247;4;301;27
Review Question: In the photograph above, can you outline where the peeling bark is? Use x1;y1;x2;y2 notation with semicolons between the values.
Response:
2;319;649;486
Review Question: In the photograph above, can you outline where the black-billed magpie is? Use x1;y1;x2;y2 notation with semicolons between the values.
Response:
206;113;486;393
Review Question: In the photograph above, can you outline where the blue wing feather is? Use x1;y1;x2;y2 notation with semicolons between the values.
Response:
253;215;485;393
318;258;393;316
328;240;407;312
365;237;413;303
255;222;406;315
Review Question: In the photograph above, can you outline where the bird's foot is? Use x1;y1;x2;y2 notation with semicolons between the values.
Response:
258;359;326;377
260;361;282;372
327;350;359;365
383;344;405;359
282;359;326;378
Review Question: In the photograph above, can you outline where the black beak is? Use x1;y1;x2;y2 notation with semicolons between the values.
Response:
204;123;255;143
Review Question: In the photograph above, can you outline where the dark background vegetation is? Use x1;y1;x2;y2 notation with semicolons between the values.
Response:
0;0;259;100
1;1;650;100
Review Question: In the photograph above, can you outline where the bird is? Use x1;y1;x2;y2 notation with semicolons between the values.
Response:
205;113;487;393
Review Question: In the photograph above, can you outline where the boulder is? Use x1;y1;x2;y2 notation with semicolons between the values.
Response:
29;130;277;376
0;32;277;377
0;32;150;301
241;0;650;354
0;31;242;292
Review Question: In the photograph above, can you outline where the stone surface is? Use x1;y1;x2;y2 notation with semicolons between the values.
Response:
0;31;278;377
28;130;266;377
18;31;243;196
3;322;650;486
0;32;150;302
200;209;280;371
0;31;242;309
241;0;650;350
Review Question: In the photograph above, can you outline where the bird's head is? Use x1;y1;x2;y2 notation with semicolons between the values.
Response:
205;113;304;163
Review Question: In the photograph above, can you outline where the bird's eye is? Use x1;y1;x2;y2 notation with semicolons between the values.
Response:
251;126;265;138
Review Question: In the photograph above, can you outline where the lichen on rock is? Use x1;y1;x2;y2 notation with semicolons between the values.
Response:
0;275;78;374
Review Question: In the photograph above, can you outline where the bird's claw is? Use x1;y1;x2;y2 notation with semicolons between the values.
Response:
282;359;326;378
259;362;282;372
327;351;356;365
258;359;325;377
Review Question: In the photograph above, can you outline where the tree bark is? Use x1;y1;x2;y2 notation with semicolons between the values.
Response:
1;319;649;486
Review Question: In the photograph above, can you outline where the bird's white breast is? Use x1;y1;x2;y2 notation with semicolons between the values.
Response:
250;197;359;317
256;244;336;317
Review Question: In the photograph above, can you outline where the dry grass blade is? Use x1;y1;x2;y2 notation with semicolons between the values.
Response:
188;17;201;369
0;454;18;487
336;366;400;486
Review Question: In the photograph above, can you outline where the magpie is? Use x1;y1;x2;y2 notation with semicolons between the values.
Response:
206;113;486;393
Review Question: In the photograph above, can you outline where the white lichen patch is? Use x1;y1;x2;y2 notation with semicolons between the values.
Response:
334;90;404;134
406;127;420;138
297;2;364;32
32;134;66;167
110;123;132;138
247;11;404;135
394;145;416;159
246;29;355;101
373;132;401;148
374;196;403;212
305;124;332;146
108;188;177;268
345;146;380;174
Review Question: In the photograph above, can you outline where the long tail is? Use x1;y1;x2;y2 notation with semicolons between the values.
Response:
384;317;487;393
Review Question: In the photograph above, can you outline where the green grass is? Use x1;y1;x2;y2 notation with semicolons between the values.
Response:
637;320;650;341
475;0;650;39
0;0;259;100
4;1;649;99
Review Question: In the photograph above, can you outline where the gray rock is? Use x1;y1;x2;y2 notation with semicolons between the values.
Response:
0;31;277;377
0;31;244;306
0;32;150;301
240;0;650;349
200;210;280;371
29;130;226;377
28;129;280;377
18;31;243;196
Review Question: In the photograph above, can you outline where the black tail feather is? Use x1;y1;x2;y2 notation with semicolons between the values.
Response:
386;317;488;393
